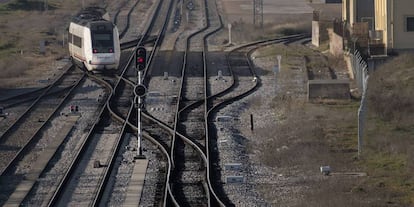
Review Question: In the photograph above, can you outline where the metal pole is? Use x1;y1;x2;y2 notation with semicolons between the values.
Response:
137;71;143;157
253;0;256;25
358;70;369;158
260;0;263;29
228;23;232;45
250;114;254;131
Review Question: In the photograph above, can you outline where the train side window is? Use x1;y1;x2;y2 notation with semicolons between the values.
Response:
73;35;82;48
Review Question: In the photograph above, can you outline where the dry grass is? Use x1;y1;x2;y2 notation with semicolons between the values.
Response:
251;44;414;206
211;18;311;47
364;53;414;205
0;0;102;84
0;55;30;78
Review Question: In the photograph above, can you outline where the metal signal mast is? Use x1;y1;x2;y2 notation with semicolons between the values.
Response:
253;0;263;28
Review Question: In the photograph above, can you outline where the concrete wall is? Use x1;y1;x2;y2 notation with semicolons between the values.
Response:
375;0;414;50
328;28;344;56
308;79;350;99
312;21;332;47
343;0;374;27
312;21;321;47
392;0;414;49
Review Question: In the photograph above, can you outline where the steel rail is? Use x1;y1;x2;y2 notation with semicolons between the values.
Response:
204;34;310;205
46;72;114;207
112;1;127;25
1;85;76;109
0;85;48;103
103;0;178;205
201;0;227;205
0;63;74;141
92;100;135;206
0;66;84;176
45;1;148;203
118;0;141;39
169;0;222;205
0;70;86;207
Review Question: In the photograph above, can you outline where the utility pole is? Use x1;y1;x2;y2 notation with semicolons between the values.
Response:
44;0;48;11
253;0;263;28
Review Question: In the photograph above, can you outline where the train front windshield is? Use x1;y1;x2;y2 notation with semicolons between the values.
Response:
91;24;114;53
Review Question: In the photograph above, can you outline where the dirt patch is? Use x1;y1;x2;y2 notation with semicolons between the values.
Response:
0;0;102;88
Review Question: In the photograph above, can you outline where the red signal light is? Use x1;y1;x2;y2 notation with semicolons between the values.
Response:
137;57;145;63
135;47;147;71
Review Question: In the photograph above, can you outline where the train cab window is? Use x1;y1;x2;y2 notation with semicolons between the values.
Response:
73;35;82;48
91;31;114;53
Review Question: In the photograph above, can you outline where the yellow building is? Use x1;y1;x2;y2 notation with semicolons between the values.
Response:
342;0;375;29
374;0;414;51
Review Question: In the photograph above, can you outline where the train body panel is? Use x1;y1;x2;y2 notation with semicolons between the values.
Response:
68;7;120;71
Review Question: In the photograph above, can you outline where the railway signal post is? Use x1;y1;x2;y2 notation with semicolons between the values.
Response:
135;47;147;159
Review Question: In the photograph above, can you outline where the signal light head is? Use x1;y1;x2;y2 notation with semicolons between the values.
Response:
137;57;145;63
134;84;147;97
135;47;147;71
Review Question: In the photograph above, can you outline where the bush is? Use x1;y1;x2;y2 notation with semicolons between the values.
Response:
0;55;29;78
368;54;414;122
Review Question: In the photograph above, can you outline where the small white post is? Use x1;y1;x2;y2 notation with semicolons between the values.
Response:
277;55;282;71
228;23;232;45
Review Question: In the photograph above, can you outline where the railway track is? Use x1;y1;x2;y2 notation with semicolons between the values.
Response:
0;1;155;206
47;0;179;205
0;0;312;205
0;65;84;174
167;0;226;206
0;65;86;206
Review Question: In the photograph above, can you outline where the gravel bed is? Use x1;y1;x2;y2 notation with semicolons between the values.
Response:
59;131;121;206
0;104;30;137
0;68;84;176
146;76;180;125
170;0;207;52
212;42;319;206
106;134;166;207
208;76;232;96
22;78;105;206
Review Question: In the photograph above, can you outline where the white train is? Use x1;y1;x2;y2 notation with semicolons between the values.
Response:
68;7;120;71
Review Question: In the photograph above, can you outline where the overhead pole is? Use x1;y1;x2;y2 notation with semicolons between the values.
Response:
44;0;48;11
253;0;263;28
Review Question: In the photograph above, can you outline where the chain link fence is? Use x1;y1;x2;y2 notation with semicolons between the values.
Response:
350;49;369;157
